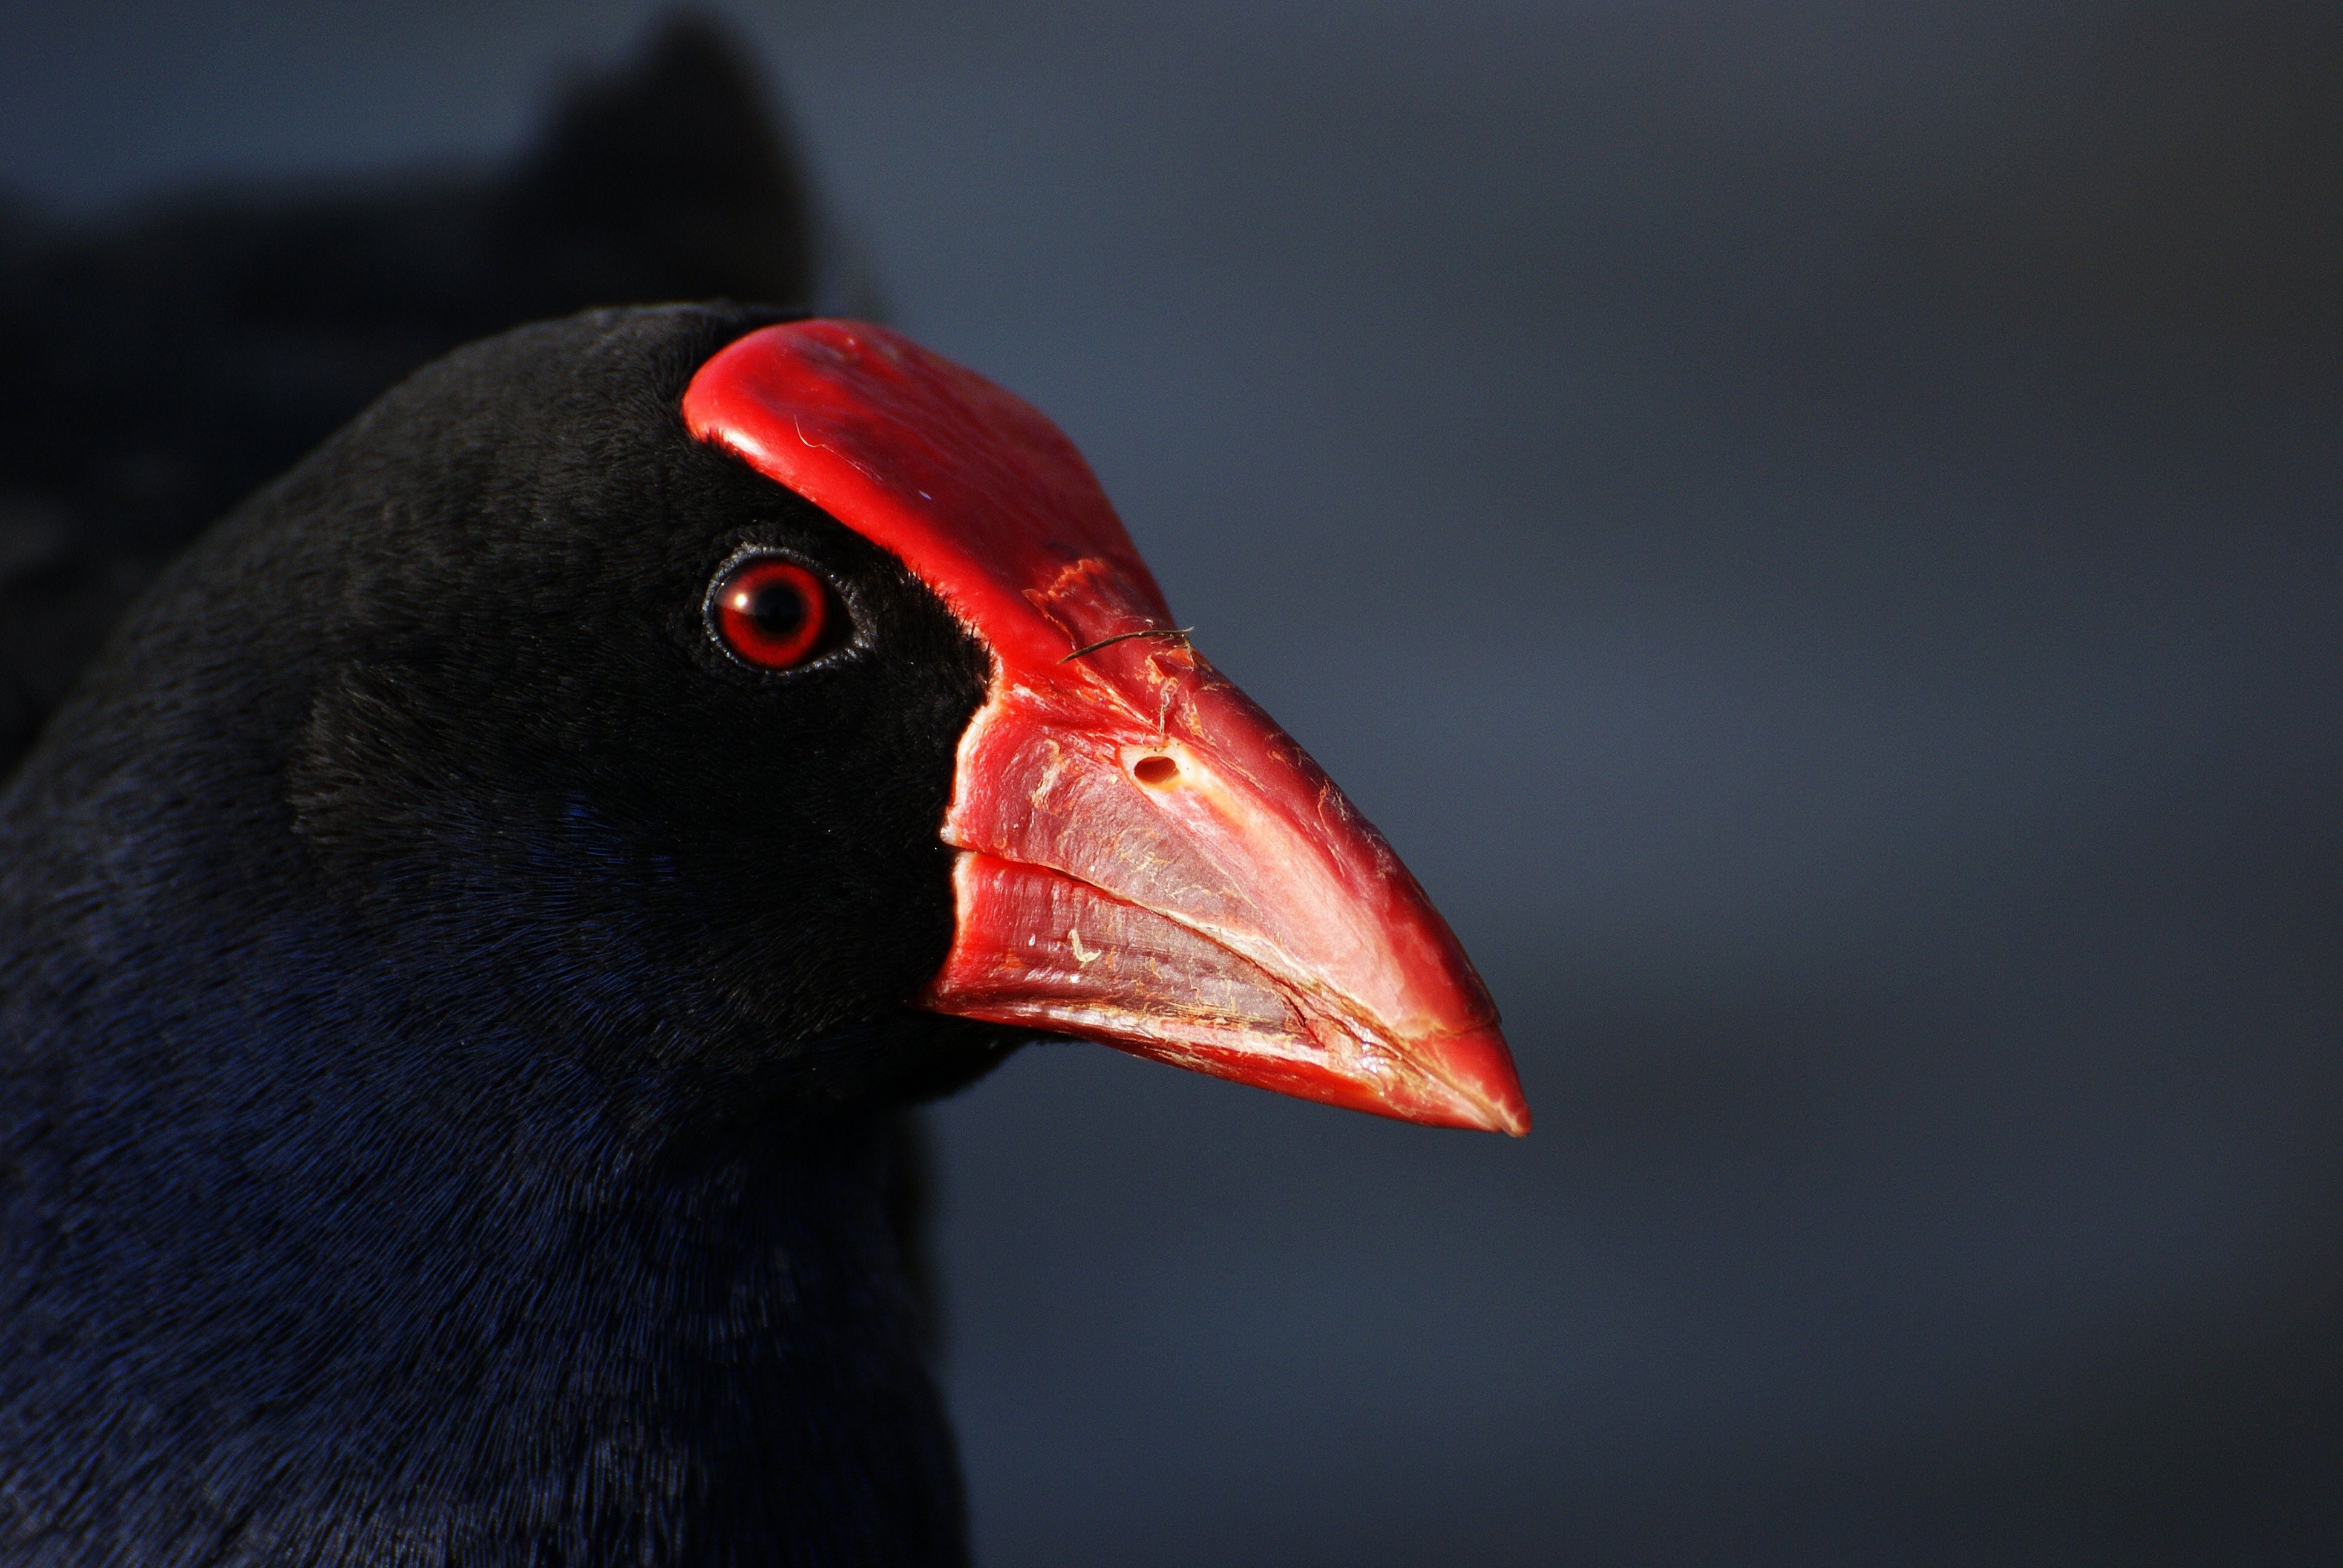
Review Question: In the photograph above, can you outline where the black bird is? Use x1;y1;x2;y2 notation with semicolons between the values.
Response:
0;305;1525;1564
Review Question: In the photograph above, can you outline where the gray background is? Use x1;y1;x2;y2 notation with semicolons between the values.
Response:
4;2;2338;1561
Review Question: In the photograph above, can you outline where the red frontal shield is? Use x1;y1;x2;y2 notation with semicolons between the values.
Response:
683;319;1527;1134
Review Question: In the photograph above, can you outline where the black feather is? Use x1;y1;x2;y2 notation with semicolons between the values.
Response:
1;304;1018;1564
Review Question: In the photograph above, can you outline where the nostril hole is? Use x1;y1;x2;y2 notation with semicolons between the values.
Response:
1132;755;1179;787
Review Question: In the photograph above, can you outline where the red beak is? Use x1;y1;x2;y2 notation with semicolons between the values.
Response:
922;640;1525;1134
684;319;1529;1134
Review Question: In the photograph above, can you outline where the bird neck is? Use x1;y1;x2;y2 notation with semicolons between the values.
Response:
0;666;970;1564
1;960;967;1566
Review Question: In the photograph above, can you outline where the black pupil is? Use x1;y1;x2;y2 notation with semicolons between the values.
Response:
745;578;808;638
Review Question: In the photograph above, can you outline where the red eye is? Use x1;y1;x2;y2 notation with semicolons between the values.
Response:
710;557;834;670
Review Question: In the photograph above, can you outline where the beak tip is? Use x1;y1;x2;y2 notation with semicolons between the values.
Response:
1418;1021;1532;1137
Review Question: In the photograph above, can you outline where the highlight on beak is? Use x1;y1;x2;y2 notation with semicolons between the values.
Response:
682;317;1529;1134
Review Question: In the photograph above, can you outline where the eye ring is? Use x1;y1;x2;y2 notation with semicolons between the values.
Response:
707;554;839;671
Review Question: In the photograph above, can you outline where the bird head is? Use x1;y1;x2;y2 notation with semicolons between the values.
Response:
261;307;1525;1135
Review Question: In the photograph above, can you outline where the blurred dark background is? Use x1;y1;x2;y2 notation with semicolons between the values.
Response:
4;2;2338;1562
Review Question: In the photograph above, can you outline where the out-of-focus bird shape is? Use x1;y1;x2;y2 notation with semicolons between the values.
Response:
0;16;827;772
